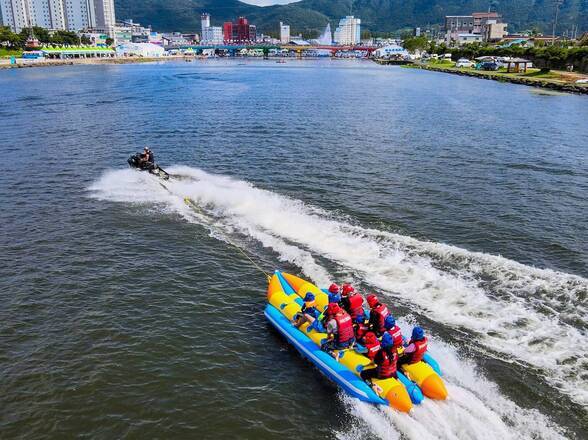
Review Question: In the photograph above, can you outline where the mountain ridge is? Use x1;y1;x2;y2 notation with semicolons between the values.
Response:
114;0;588;36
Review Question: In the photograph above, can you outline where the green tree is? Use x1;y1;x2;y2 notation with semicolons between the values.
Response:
361;29;372;41
0;26;22;48
105;37;114;46
402;35;428;53
80;35;92;45
19;26;51;43
51;30;80;45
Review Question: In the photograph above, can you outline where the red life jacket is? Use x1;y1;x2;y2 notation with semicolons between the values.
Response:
347;293;364;320
387;325;403;347
334;312;354;344
409;337;428;363
377;349;397;378
354;322;369;340
365;340;381;360
372;303;389;334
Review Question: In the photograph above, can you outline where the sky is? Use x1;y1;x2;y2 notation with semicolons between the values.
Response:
240;0;300;6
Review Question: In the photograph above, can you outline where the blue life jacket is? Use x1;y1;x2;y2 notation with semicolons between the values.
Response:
328;293;341;304
302;304;320;319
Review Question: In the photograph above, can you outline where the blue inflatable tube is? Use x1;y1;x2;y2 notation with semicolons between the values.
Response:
397;372;425;404
265;304;387;405
423;353;442;376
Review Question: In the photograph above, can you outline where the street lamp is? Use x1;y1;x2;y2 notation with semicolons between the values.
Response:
551;0;563;45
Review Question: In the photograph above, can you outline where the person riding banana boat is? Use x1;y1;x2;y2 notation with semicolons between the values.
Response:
321;303;355;354
292;292;321;328
384;315;405;355
318;281;429;364
366;293;390;337
360;332;399;383
340;284;365;321
398;327;428;366
327;283;342;304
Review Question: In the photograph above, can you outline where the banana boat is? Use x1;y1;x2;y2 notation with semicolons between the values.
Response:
265;271;448;412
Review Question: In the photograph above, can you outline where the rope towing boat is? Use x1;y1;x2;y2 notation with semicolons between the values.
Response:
130;160;448;412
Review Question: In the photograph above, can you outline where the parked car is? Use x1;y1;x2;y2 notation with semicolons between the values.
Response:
455;58;474;68
479;61;499;71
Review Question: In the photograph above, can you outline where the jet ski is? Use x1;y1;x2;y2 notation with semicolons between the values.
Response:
127;153;170;180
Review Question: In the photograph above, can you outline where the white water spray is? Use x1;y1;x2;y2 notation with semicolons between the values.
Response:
90;166;585;437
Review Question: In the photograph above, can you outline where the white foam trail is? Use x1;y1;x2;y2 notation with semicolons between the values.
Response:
337;328;565;439
89;166;588;409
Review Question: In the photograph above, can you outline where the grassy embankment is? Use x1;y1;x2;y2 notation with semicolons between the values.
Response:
403;59;588;92
0;48;23;58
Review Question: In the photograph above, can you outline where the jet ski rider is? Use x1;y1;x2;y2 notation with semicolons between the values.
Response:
140;147;155;170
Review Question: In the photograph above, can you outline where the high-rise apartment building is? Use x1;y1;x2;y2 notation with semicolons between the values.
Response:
1;0;31;32
92;0;115;35
279;21;289;44
0;0;115;35
334;16;360;45
200;12;223;44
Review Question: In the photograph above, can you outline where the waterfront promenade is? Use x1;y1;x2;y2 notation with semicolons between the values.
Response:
405;62;588;95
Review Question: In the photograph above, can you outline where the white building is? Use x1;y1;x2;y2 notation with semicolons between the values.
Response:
0;0;115;34
1;0;30;32
334;16;360;45
93;0;115;36
116;42;164;57
279;21;289;43
200;12;209;31
456;33;483;44
113;19;153;44
201;25;222;44
28;0;66;30
62;0;94;32
374;44;408;58
200;12;223;45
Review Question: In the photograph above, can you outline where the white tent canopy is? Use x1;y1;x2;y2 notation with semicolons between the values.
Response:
115;43;165;58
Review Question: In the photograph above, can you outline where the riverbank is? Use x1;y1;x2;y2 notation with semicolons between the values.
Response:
0;55;192;69
403;62;588;95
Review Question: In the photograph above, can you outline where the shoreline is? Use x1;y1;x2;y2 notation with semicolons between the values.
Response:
402;63;588;95
3;55;587;96
0;55;193;69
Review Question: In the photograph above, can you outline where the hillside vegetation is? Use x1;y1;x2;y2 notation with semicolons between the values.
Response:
114;0;588;36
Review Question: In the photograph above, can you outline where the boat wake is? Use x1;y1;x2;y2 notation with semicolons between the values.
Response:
89;166;586;438
337;331;563;439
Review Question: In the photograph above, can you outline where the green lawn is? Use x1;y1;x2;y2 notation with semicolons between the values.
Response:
428;59;454;66
521;70;561;79
0;48;22;58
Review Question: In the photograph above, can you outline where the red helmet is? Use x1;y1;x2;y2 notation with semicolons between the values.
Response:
364;331;378;345
328;283;340;294
342;284;354;296
366;294;379;308
326;303;341;316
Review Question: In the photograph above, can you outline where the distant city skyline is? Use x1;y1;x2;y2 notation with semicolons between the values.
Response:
240;0;299;6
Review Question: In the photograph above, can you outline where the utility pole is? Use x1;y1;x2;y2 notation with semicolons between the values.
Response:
551;0;563;45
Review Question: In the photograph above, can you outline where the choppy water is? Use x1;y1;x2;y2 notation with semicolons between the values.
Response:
1;59;587;439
